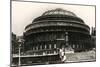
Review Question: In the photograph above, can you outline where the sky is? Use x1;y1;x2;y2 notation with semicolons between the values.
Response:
12;1;95;36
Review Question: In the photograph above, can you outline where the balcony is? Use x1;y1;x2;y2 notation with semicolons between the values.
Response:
13;49;59;58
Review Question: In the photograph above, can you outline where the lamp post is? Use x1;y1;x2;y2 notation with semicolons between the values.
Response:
18;42;21;67
18;37;25;67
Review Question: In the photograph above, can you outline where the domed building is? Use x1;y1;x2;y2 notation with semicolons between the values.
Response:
22;8;93;65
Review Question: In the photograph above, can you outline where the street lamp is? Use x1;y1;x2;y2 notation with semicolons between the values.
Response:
18;38;25;67
18;41;21;67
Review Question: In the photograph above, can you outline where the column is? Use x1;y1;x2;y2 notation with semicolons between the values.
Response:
65;32;68;47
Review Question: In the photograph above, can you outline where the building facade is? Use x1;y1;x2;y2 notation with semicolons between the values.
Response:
12;8;95;66
22;8;93;65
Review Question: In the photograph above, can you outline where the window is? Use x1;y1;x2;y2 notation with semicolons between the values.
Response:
54;44;56;48
77;44;79;48
73;44;75;48
40;45;42;50
54;51;56;54
49;44;51;49
65;35;68;41
33;46;34;50
45;44;47;49
36;46;38;50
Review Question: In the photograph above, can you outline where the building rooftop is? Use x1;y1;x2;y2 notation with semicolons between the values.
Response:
42;8;76;17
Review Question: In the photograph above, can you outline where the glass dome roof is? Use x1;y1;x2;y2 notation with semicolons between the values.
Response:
42;8;76;17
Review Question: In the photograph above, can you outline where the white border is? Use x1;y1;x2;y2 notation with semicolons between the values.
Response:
0;0;99;67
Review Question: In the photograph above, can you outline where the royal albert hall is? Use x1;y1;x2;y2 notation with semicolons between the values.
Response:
22;8;92;64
